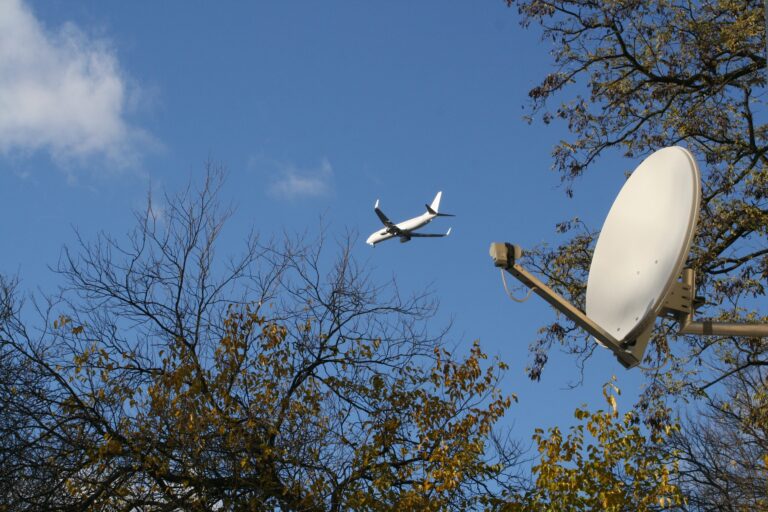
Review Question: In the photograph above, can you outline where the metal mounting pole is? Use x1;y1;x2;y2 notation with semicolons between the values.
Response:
671;268;768;337
490;242;644;368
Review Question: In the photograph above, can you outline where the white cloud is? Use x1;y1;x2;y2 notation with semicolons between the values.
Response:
259;157;334;200
0;0;148;168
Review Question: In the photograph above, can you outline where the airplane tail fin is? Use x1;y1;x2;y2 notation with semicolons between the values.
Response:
425;191;455;217
429;191;442;213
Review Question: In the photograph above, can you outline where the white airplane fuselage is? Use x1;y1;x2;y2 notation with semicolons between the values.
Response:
366;212;436;246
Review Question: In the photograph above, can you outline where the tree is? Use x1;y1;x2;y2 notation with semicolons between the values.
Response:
506;381;684;511
507;0;766;379
507;0;766;507
666;368;768;511
0;168;521;511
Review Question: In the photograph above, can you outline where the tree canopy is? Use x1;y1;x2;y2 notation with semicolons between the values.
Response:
508;0;767;507
0;170;521;511
507;381;683;511
508;0;766;380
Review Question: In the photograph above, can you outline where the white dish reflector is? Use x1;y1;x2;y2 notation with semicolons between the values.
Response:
586;146;700;342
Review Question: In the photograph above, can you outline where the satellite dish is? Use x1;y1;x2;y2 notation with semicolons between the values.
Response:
492;145;767;369
585;146;701;342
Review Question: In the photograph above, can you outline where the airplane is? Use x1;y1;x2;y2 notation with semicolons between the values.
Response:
366;191;454;246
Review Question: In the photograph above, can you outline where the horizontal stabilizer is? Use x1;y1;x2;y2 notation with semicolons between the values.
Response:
425;204;455;217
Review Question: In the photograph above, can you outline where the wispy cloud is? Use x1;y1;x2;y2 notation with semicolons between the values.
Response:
250;155;334;200
0;0;150;169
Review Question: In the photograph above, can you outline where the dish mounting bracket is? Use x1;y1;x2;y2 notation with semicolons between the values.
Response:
662;269;768;337
491;242;768;370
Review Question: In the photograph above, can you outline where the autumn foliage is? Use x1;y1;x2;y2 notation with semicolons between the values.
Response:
506;381;683;511
53;311;513;510
508;0;767;506
0;171;520;511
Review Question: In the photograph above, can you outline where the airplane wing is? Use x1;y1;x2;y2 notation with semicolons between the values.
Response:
374;200;403;234
409;228;452;238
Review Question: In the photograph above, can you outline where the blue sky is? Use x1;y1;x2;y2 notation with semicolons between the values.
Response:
0;0;646;441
